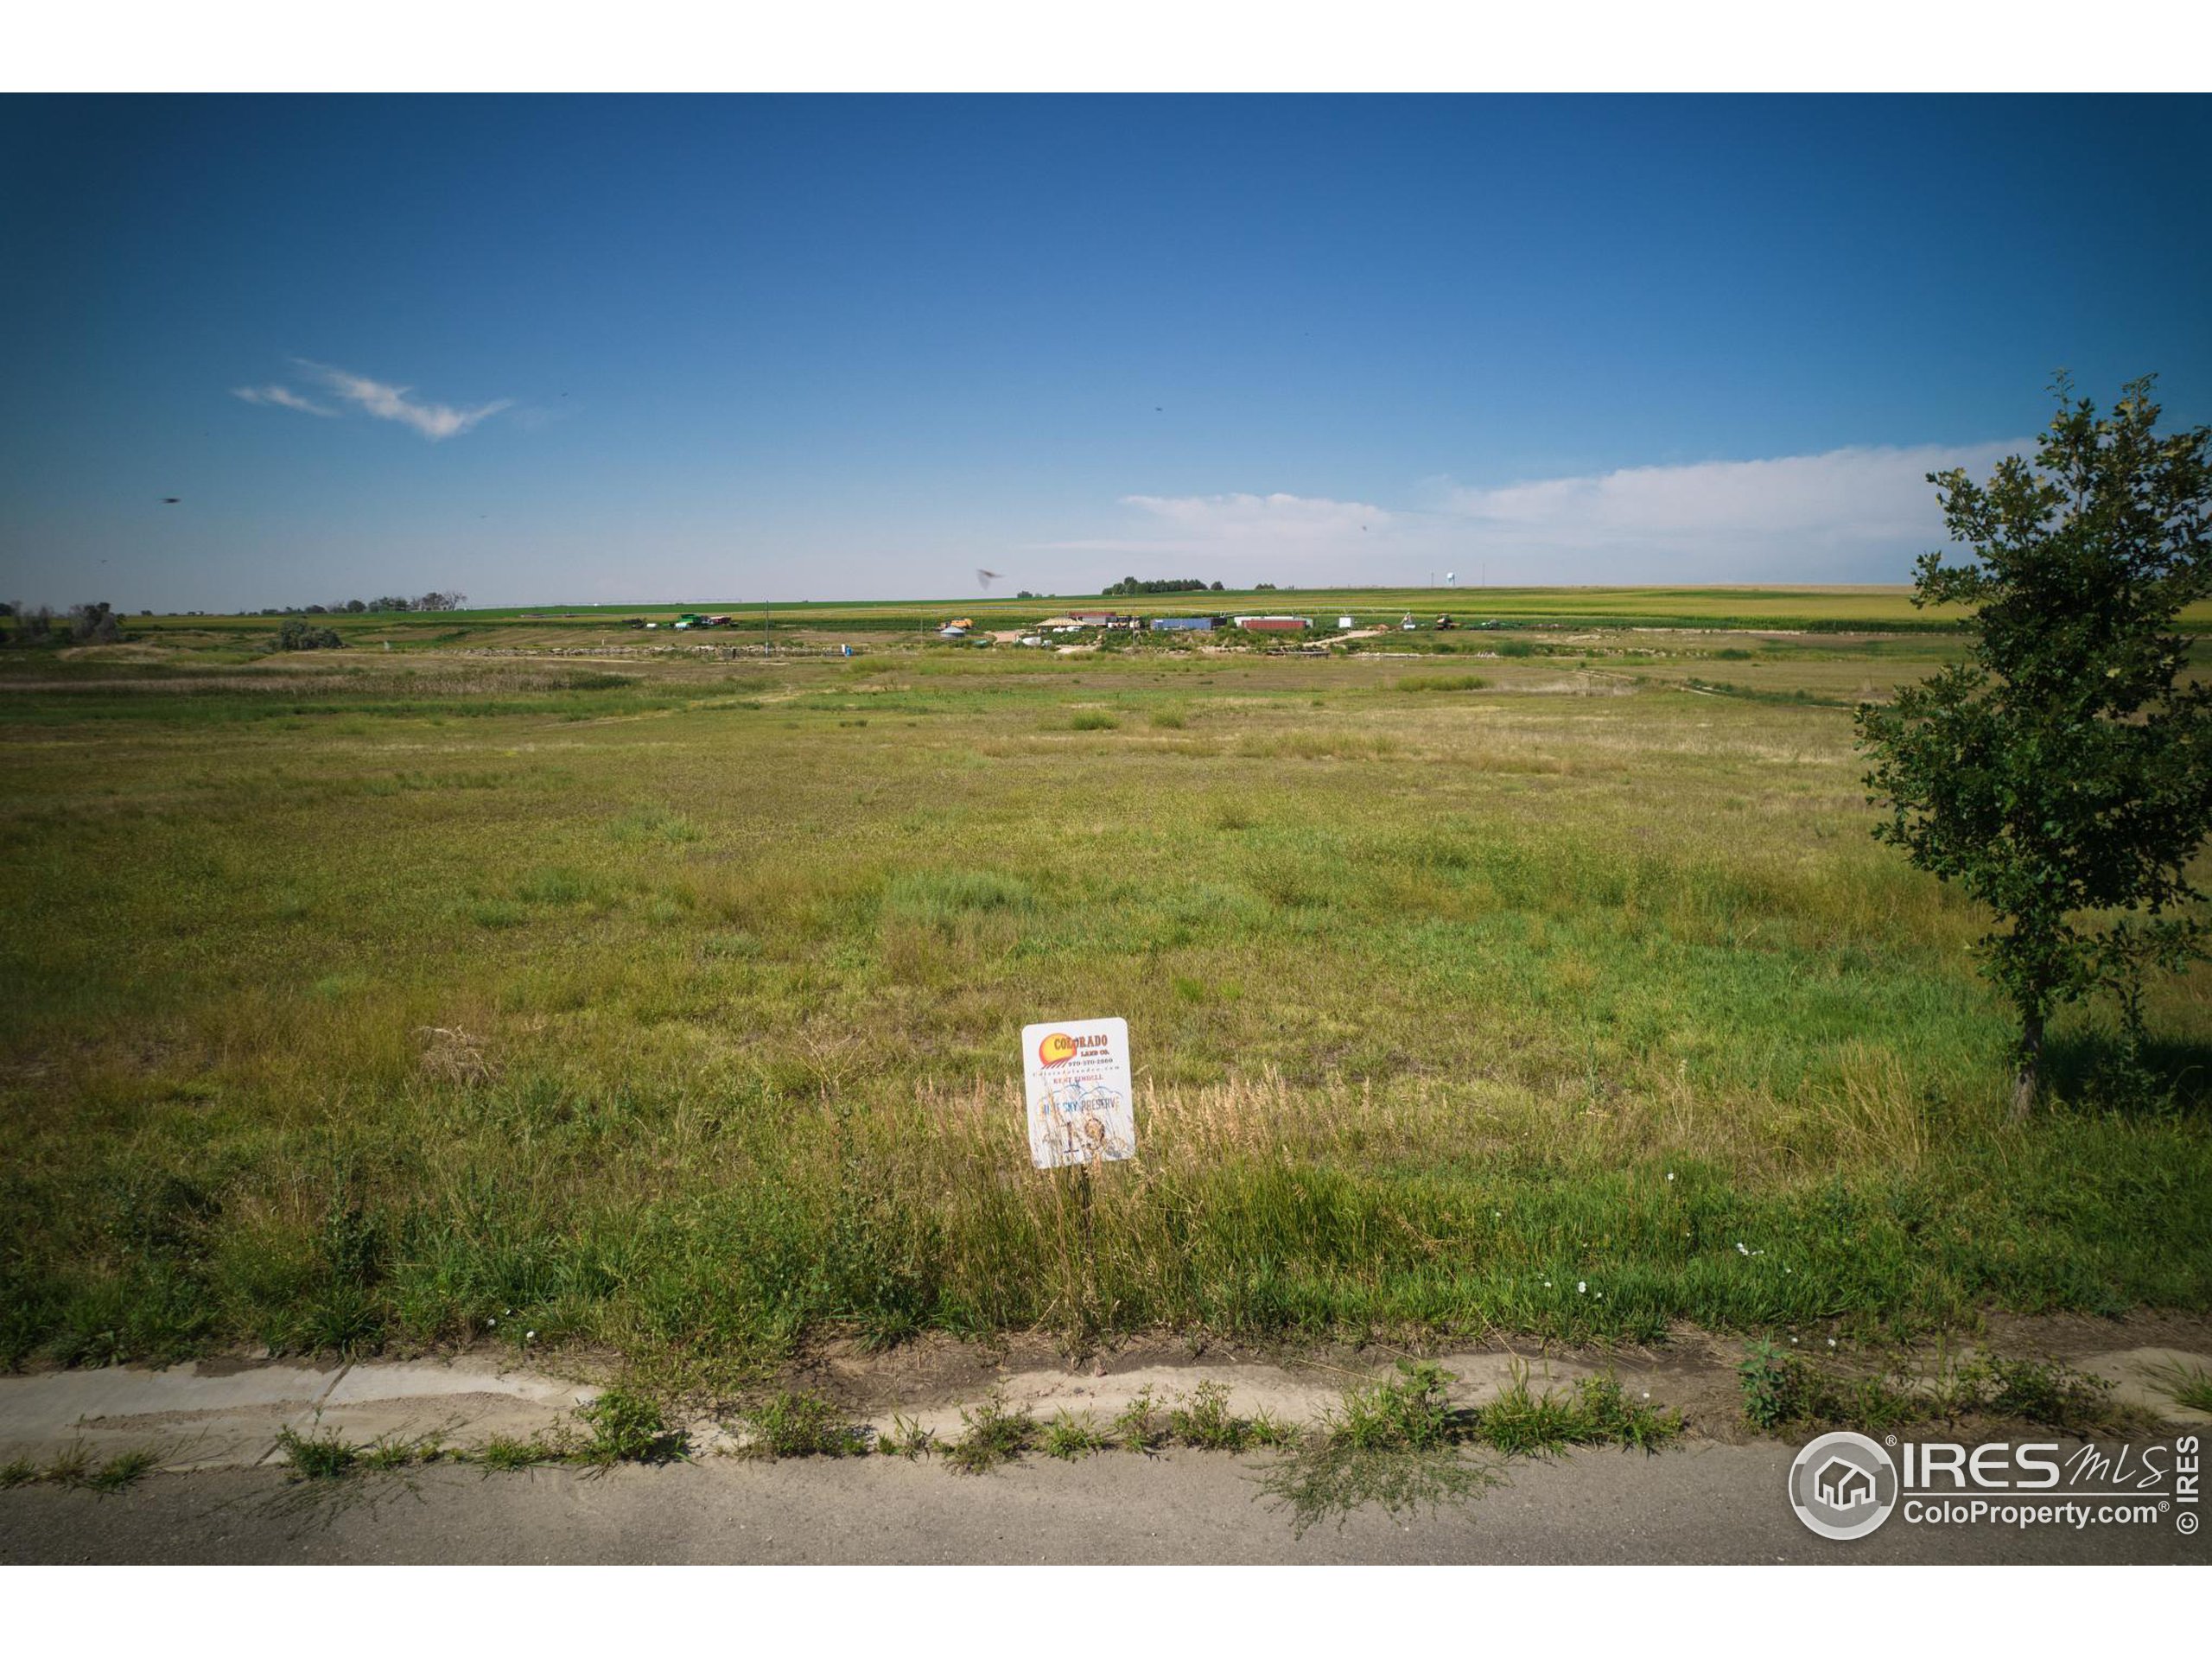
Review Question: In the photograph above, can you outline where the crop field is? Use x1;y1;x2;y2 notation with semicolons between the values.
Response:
118;584;2212;652
4;607;2212;1389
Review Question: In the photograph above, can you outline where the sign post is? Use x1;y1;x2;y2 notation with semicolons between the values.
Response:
1022;1017;1134;1337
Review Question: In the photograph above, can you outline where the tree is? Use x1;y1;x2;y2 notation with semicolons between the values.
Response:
276;618;342;651
69;601;119;644
1858;375;2212;1116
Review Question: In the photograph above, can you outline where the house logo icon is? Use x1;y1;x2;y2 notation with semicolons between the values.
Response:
1788;1432;1898;1541
1815;1456;1878;1510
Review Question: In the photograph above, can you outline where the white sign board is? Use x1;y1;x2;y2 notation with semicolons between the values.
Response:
1021;1016;1136;1170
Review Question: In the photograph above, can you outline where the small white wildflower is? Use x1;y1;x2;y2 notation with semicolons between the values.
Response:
487;1319;496;1326
1577;1281;1587;1294
1790;1337;1798;1344
1827;1338;1837;1348
1641;1391;1649;1400
1736;1242;1749;1255
525;1330;537;1342
1666;1172;1675;1182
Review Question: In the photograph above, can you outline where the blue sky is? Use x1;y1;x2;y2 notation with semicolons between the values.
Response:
3;93;2209;609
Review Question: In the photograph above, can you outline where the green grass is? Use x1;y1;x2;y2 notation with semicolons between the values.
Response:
2;632;2209;1388
1477;1370;1683;1456
260;1393;679;1479
359;1433;447;1471
2152;1361;2212;1414
1737;1344;2136;1437
470;1435;557;1472
0;1442;163;1491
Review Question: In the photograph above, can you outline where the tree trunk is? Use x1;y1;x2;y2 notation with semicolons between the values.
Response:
2011;1014;2044;1121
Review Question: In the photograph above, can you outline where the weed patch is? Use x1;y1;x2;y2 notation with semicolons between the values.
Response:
735;1389;869;1459
275;1424;359;1480
879;1414;937;1459
2152;1361;2212;1414
944;1394;1033;1473
575;1387;688;1465
1736;1345;2135;1438
1040;1408;1112;1460
1257;1362;1678;1535
1114;1385;1168;1452
86;1447;160;1492
1166;1380;1253;1451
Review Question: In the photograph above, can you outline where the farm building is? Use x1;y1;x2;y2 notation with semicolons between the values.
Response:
1148;615;1223;632
1233;614;1312;632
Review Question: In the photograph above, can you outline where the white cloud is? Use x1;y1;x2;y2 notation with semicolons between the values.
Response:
1434;442;2023;554
1071;441;2028;585
1112;491;1395;545
293;359;513;441
231;384;336;416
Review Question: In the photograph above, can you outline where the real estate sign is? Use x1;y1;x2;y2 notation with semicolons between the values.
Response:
1021;1016;1136;1170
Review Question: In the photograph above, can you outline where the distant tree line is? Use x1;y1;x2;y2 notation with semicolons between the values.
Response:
1102;576;1225;595
258;591;466;616
1;601;121;646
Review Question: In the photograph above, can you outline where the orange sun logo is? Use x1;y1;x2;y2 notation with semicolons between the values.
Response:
1037;1032;1079;1067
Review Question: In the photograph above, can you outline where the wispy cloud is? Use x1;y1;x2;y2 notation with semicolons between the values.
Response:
1057;441;2027;585
1431;442;2024;556
294;359;512;441
232;384;336;417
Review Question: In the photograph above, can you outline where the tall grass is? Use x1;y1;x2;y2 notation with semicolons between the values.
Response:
3;640;2209;1384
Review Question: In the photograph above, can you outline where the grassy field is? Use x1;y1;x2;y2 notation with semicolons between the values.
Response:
4;607;2211;1389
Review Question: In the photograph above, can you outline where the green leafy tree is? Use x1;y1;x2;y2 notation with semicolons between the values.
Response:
276;618;342;651
1858;375;2212;1116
